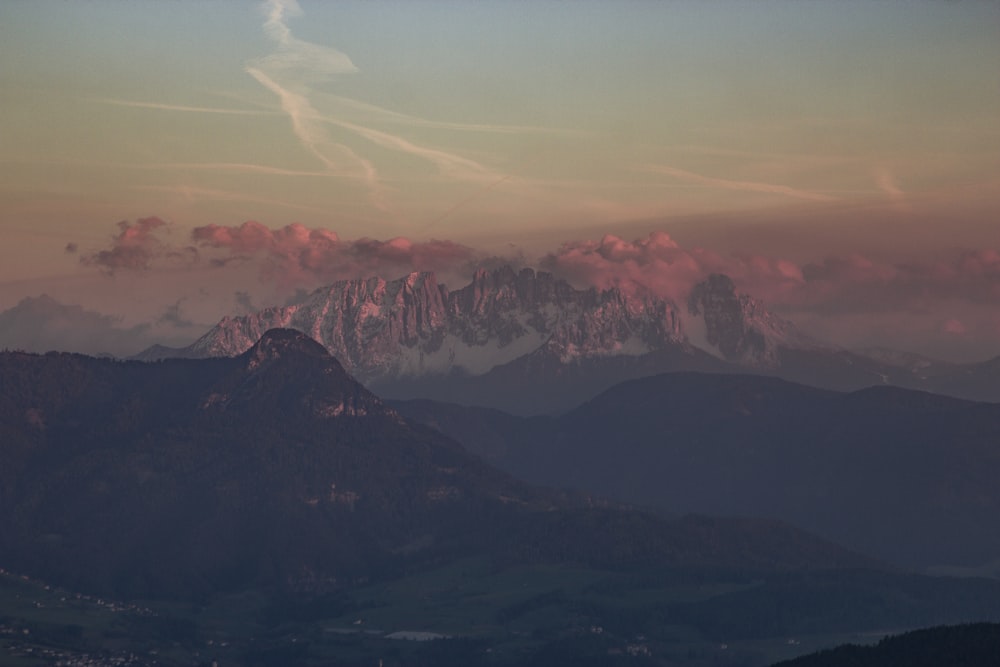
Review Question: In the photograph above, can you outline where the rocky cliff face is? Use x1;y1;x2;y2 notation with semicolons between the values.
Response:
137;269;1000;412
177;266;686;384
687;273;818;367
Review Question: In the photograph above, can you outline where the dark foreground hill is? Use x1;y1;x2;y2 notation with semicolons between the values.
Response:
772;622;1000;667
5;330;1000;665
0;329;868;601
392;372;1000;569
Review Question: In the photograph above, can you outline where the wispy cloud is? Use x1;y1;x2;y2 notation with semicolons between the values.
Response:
245;0;383;204
244;67;379;187
139;162;334;178
320;94;577;136
320;115;499;183
94;98;279;116
646;164;836;203
873;165;906;204
257;0;357;79
132;184;331;215
245;0;516;214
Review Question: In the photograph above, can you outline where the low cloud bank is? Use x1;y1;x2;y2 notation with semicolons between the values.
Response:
192;221;474;286
71;219;1000;361
80;217;199;275
0;295;198;357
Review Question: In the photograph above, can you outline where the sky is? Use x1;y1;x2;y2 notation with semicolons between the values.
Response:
0;0;998;360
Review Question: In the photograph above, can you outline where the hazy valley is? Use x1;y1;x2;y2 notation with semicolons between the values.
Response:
3;319;1000;665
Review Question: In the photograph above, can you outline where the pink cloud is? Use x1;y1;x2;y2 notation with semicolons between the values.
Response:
646;164;835;203
191;221;475;286
82;222;1000;319
79;217;197;275
542;232;696;298
540;231;1000;359
75;219;1000;360
78;219;476;287
64;213;1000;364
789;250;1000;313
193;221;339;257
541;231;805;302
543;231;1000;316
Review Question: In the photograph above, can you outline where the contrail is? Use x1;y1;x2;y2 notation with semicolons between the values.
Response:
245;66;341;172
245;66;383;207
143;162;332;177
248;0;517;214
248;1;386;208
95;98;278;116
425;174;513;230
646;164;835;202
322;94;578;136
320;115;497;183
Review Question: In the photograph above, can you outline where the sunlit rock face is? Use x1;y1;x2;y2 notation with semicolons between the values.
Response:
167;266;687;384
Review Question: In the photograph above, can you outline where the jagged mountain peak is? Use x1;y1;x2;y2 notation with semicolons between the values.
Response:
209;329;390;422
687;272;817;367
161;266;687;383
470;263;526;283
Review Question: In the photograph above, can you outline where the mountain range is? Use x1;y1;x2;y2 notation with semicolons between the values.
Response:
392;371;1000;570
0;329;870;600
6;329;1000;665
136;266;1000;414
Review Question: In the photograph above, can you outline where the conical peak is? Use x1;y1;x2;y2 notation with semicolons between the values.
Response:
244;328;330;362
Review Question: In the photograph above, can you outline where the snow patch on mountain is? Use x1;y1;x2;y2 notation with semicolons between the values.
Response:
165;267;687;384
149;267;831;381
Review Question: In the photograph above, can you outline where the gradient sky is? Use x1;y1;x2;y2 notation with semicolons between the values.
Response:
1;0;998;360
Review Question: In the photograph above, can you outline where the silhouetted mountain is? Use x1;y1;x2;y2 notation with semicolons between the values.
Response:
0;330;871;602
772;622;1000;667
379;341;734;414
0;329;546;597
392;372;1000;569
9;331;1000;665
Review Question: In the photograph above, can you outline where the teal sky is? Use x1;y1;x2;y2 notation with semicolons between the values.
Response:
1;1;999;359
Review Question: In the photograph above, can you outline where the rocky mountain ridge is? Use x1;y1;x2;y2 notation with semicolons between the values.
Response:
136;266;1000;413
392;371;1000;569
141;266;802;381
1;329;878;602
687;273;821;367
